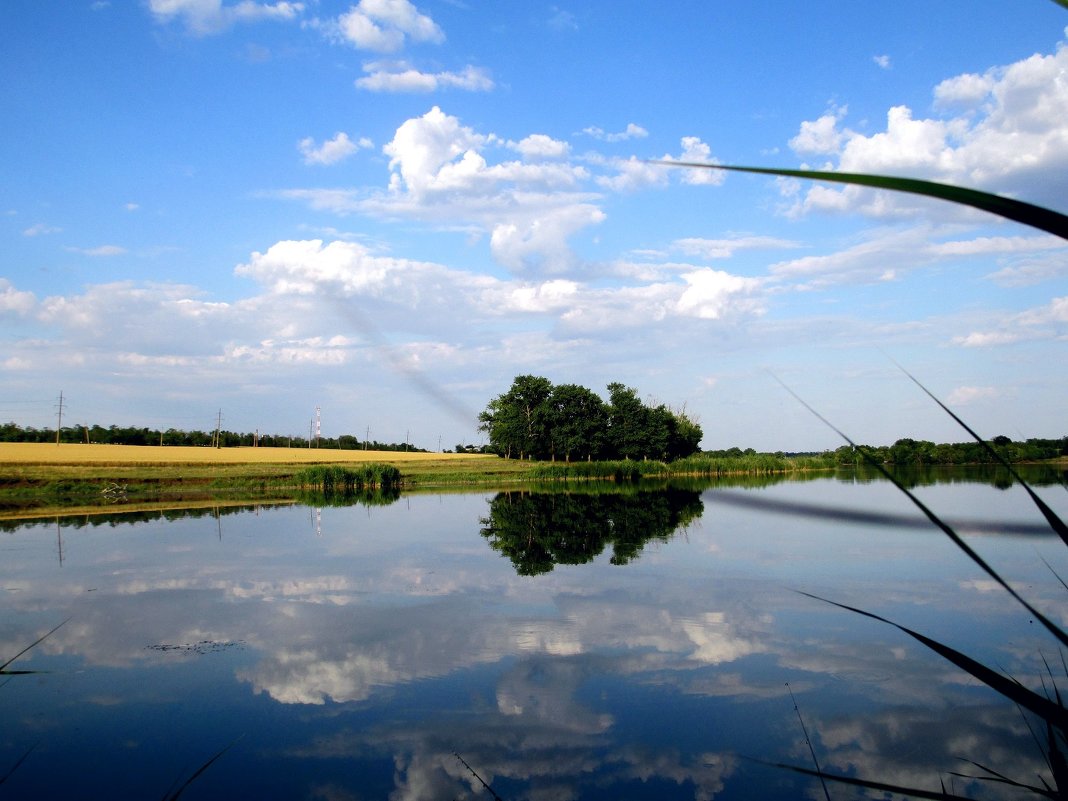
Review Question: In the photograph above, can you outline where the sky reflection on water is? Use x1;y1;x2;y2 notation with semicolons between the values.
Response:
1;476;1066;800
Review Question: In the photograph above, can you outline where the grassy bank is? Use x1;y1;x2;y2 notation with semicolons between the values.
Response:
0;442;843;520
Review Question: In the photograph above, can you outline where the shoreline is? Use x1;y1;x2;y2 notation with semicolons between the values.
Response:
1;442;1063;522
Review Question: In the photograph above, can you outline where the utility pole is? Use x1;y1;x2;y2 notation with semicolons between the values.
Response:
365;426;369;451
315;405;321;448
55;390;64;445
214;409;222;448
406;429;410;452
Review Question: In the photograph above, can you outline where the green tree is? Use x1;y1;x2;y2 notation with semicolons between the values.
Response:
606;382;651;460
547;383;609;461
478;375;554;459
662;404;703;460
479;489;704;575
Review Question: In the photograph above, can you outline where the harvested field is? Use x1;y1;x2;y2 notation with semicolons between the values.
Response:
0;443;538;520
0;442;485;464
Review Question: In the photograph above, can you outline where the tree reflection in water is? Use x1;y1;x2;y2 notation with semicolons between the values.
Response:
479;487;704;575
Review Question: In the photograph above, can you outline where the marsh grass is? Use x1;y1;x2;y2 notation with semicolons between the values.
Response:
657;45;1068;794
528;453;836;482
674;452;836;475
767;376;1068;799
530;459;660;482
292;463;401;492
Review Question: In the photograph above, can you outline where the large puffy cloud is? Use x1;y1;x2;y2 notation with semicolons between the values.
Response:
787;35;1068;217
277;107;738;276
675;269;765;319
373;107;601;273
236;238;767;329
1;238;769;393
382;107;588;199
276;108;738;275
489;204;606;272
235;239;496;311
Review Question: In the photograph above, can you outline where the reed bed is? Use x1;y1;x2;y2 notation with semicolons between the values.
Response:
292;463;401;492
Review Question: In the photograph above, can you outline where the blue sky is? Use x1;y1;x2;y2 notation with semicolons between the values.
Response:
2;0;1066;451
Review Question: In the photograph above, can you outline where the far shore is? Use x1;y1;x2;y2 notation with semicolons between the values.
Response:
1;442;1062;523
0;442;488;464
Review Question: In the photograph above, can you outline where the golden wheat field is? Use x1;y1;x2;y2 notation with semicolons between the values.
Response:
0;442;486;465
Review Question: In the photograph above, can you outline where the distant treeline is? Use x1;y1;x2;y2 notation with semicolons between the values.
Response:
0;422;428;452
827;436;1067;465
705;437;1066;466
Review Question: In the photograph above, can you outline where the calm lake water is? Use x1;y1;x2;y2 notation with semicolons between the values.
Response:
2;471;1066;800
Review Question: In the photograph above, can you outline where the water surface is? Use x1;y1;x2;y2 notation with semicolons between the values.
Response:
2;473;1065;799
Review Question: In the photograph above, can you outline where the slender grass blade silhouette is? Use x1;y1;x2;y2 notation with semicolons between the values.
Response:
0;619;69;675
652;162;1068;240
161;737;241;801
0;745;37;787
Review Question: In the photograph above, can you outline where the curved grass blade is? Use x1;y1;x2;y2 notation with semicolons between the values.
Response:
0;618;70;675
798;591;1068;730
757;759;979;801
0;744;37;787
1050;719;1068;794
652;161;1068;241
893;361;1068;546
162;737;241;801
772;375;1068;650
950;757;1054;796
786;682;831;801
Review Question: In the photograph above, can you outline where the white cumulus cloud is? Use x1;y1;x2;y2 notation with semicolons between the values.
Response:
675;269;765;319
508;134;570;160
298;132;368;165
0;279;37;316
334;0;443;53
787;35;1068;218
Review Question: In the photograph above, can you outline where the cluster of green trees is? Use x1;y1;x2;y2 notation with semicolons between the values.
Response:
480;488;704;575
0;422;426;452
477;376;703;462
833;436;1067;465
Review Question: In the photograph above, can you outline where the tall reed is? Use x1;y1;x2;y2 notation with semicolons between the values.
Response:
292;463;401;492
